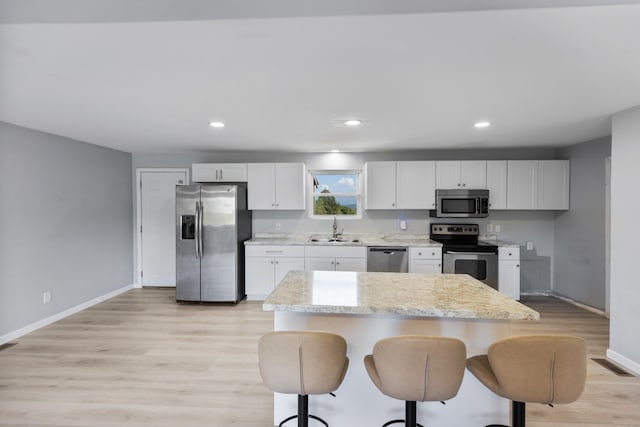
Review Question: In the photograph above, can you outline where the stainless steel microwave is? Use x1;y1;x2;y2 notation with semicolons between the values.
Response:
434;189;490;218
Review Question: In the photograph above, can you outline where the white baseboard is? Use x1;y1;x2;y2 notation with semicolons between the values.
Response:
606;349;640;376
0;284;135;345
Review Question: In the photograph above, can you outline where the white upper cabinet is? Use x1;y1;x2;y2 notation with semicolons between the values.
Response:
507;160;569;210
396;161;437;209
192;163;247;182
436;161;486;189
486;161;507;210
247;163;306;210
365;161;436;210
507;161;538;209
365;161;398;209
538;160;570;210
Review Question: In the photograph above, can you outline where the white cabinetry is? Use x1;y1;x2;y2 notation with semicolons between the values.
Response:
245;245;305;300
486;160;507;210
305;246;367;272
247;163;305;210
408;247;442;274
192;163;247;182
435;161;487;189
365;161;436;210
498;247;520;300
507;160;569;210
538;160;570;210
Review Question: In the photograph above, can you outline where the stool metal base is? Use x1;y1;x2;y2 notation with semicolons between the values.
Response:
381;401;424;427
484;400;526;427
278;395;329;427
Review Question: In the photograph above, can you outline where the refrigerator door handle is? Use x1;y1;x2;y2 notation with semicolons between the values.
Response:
195;201;200;259
198;200;204;258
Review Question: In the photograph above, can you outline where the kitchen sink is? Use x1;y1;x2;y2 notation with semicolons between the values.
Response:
309;238;361;243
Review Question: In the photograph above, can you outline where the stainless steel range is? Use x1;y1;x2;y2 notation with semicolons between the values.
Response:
430;223;498;289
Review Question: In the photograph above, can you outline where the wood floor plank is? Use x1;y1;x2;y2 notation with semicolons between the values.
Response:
0;289;638;426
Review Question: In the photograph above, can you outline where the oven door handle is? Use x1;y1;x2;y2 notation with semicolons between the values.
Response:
476;197;480;214
445;251;497;256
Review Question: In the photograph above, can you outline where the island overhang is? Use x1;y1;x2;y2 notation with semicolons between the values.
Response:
263;270;539;321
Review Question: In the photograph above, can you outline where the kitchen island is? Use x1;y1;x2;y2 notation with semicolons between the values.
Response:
263;270;539;427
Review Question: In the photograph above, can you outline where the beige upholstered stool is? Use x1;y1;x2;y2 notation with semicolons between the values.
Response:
258;331;349;427
466;335;587;427
364;335;467;427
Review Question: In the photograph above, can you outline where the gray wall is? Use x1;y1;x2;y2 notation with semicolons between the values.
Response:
0;122;133;337
133;147;558;292
609;106;640;372
554;137;611;310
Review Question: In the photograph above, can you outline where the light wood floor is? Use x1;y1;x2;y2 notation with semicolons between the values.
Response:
0;289;638;427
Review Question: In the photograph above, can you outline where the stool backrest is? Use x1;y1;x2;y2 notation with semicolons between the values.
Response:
258;331;348;395
371;336;466;402
488;335;587;404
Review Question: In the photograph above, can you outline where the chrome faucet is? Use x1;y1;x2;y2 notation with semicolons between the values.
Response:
332;216;343;239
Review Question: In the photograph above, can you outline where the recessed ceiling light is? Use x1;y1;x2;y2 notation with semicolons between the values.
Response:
330;149;340;153
474;121;491;128
344;120;362;126
209;121;225;128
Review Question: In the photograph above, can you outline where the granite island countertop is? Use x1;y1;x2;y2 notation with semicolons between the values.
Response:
263;270;539;321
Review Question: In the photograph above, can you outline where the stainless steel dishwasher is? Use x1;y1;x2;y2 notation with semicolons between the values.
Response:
367;247;408;272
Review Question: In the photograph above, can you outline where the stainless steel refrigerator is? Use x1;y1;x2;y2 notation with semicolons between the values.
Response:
176;184;251;303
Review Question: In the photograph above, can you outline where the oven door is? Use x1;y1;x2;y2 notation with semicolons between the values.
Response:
442;251;498;289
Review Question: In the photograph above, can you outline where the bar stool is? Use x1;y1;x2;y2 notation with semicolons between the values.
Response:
258;331;349;427
466;335;587;427
364;335;467;427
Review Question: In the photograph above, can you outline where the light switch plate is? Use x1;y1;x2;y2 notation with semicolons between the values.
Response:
526;241;534;250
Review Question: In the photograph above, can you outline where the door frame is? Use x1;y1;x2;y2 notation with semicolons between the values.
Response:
135;168;190;288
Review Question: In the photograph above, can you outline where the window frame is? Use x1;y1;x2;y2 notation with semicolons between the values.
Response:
308;169;362;220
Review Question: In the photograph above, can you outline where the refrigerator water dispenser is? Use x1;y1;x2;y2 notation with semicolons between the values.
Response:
181;215;195;240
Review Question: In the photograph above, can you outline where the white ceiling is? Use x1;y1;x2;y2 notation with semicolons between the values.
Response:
1;0;640;153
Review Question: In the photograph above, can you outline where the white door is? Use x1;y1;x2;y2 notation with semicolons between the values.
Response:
486;161;507;209
247;163;276;209
396;161;436;209
365;161;397;209
435;161;461;189
140;170;187;286
460;161;487;188
275;163;305;210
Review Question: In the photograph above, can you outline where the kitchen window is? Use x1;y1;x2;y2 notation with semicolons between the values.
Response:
309;170;362;219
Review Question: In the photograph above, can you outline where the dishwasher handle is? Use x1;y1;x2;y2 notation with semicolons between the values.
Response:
368;247;407;255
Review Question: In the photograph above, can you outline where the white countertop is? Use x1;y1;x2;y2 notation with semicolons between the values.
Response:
245;232;521;249
263;270;539;321
245;233;442;247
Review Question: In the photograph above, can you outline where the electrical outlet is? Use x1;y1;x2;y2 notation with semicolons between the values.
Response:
487;224;494;233
400;220;407;230
526;241;534;251
495;224;501;233
275;222;281;230
43;291;51;304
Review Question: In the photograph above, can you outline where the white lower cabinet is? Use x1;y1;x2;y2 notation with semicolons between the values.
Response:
498;247;520;300
245;245;305;300
409;247;442;274
305;246;367;272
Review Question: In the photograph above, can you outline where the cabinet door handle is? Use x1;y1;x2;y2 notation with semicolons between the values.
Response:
265;250;283;254
418;252;422;256
216;170;219;180
516;264;520;268
275;261;279;264
431;252;435;256
457;183;461;187
220;169;223;180
270;260;274;264
462;183;466;187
